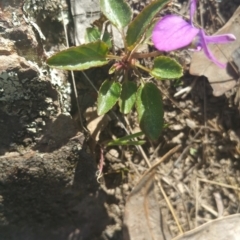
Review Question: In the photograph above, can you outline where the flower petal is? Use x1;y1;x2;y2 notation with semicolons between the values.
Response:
204;33;236;44
152;15;199;52
199;29;226;68
190;0;197;24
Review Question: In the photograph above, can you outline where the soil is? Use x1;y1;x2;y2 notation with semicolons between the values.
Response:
0;0;240;240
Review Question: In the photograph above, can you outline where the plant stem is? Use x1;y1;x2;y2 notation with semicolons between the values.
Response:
135;62;151;73
107;54;122;60
132;51;161;59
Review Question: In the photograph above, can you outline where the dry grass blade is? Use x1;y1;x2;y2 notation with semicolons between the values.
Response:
157;179;183;235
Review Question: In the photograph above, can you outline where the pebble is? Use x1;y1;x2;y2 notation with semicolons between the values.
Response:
122;183;129;192
185;118;197;129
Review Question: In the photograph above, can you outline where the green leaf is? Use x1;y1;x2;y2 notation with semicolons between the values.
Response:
97;80;121;115
126;0;169;49
108;64;117;74
47;41;109;71
151;56;183;79
144;18;158;44
190;148;197;156
107;132;145;146
136;82;163;140
85;27;112;48
119;81;137;114
100;0;132;29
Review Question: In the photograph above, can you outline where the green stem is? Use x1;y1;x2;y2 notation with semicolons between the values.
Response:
107;54;122;60
132;51;161;59
135;62;151;73
126;43;139;62
124;69;128;82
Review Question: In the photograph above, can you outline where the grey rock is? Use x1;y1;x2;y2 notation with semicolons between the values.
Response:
70;0;101;45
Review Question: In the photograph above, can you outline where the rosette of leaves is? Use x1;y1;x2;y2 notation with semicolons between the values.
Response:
47;0;183;141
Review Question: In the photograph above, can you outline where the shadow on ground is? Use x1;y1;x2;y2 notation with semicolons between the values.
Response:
0;149;111;240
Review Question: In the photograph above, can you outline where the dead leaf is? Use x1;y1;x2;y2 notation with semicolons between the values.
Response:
123;170;171;240
84;106;110;143
190;7;240;96
232;47;240;72
123;146;181;240
173;214;240;240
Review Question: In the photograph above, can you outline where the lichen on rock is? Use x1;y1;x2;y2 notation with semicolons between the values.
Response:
0;0;72;153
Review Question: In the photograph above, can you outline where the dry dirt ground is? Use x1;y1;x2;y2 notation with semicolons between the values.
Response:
0;0;240;239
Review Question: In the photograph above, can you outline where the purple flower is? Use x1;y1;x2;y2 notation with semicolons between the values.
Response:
152;0;236;68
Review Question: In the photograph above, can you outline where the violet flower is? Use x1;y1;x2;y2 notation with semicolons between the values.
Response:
152;0;236;68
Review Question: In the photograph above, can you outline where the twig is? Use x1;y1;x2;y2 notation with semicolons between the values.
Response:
124;116;152;168
195;177;240;227
96;146;104;183
198;178;240;191
201;203;218;217
157;178;184;234
61;10;88;133
203;78;207;163
150;145;181;171
162;177;192;231
174;77;197;98
149;142;162;162
139;145;181;181
81;71;99;92
199;0;204;29
213;192;224;217
195;177;200;227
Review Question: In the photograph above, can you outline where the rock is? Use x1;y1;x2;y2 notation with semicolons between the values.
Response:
70;0;101;45
0;139;110;240
0;37;15;55
0;1;112;239
0;0;71;155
